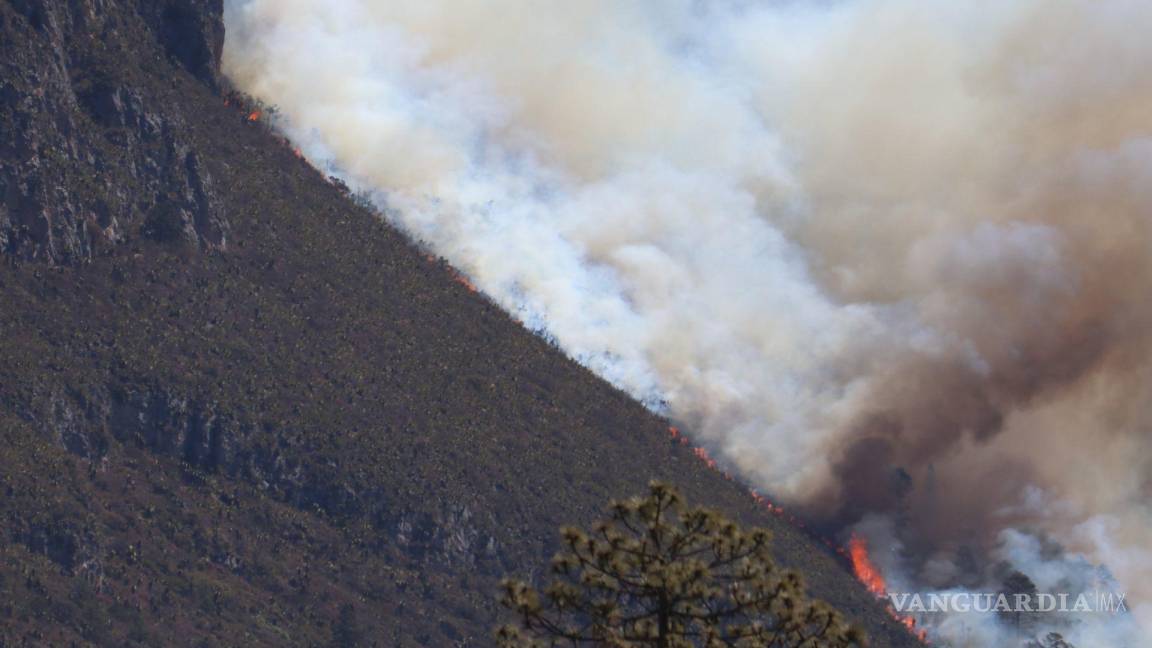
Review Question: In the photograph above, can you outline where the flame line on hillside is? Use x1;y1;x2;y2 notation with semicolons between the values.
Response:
670;427;928;643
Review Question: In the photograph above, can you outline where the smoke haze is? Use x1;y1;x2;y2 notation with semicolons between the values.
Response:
222;1;1152;644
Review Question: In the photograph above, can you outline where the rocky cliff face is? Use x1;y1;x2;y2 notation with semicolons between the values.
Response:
32;381;504;567
0;1;922;646
1;0;227;264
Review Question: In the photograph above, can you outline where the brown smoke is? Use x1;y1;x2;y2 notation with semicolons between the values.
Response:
223;0;1152;638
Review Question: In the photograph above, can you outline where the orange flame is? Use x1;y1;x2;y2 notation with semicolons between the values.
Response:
692;447;718;470
449;269;477;292
849;535;930;643
453;273;478;293
848;535;888;597
889;608;928;642
670;426;925;642
247;110;262;122
420;253;479;293
671;424;927;643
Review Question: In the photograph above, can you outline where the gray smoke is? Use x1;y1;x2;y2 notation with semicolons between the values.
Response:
222;1;1152;644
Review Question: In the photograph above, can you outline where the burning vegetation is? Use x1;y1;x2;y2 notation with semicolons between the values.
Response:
848;536;928;643
670;427;928;643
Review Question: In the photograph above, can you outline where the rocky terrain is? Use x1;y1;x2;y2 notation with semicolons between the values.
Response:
0;1;920;645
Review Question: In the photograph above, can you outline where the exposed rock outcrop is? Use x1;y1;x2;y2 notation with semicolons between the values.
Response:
33;382;504;570
0;0;227;264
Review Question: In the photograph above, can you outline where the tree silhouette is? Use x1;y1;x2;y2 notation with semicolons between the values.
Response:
999;570;1038;632
497;481;866;647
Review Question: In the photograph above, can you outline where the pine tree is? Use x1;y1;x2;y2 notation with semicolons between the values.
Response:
497;481;867;647
999;570;1039;632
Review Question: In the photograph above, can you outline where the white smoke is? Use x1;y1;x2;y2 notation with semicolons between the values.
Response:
222;1;1152;645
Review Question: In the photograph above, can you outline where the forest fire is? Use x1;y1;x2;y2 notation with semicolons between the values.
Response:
422;254;479;293
668;425;927;642
849;535;929;642
848;534;887;597
692;446;718;471
747;489;784;515
453;273;478;293
221;82;930;642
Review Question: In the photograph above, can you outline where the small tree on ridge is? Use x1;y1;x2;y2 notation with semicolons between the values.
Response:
497;481;867;647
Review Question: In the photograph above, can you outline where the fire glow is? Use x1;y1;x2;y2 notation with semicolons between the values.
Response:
670;426;927;643
224;5;1152;643
848;535;928;642
222;85;928;635
848;535;887;598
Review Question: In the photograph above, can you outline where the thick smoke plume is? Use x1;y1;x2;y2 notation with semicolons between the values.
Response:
223;1;1151;644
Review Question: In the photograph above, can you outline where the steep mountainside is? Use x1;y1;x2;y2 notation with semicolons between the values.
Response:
0;1;919;645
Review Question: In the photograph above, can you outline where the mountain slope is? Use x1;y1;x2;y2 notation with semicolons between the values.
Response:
0;1;919;645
